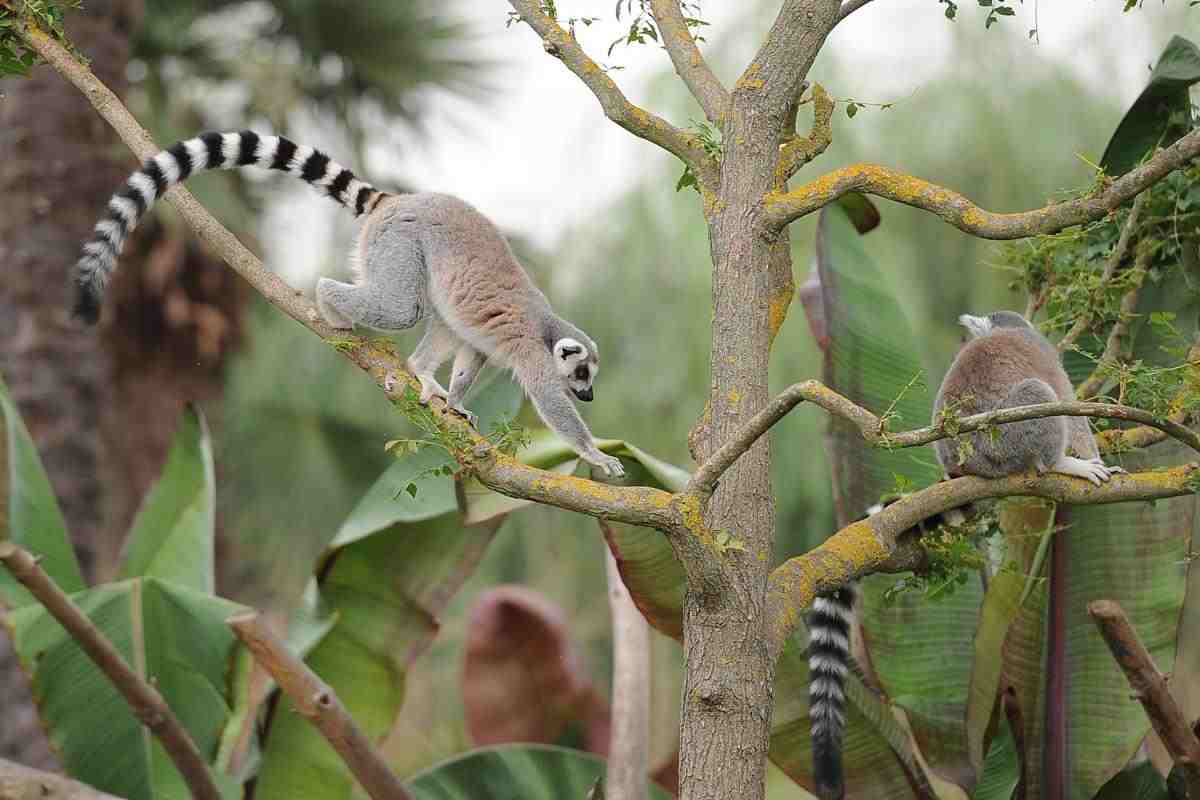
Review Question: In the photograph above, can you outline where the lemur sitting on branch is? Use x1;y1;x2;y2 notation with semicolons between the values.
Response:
809;309;1124;800
72;131;623;478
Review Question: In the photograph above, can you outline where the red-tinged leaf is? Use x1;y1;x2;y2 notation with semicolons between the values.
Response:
463;586;609;751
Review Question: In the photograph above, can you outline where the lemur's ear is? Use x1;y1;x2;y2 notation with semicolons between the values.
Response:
554;338;586;361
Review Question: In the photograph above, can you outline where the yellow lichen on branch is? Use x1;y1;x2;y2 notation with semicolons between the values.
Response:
761;128;1200;238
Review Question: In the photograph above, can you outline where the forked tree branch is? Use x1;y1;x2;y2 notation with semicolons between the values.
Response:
228;613;412;800
21;22;684;540
763;463;1200;655
761;128;1200;236
776;83;834;183
0;542;220;800
506;0;719;191
648;0;728;124
0;757;125;800
688;378;1200;494
1088;599;1200;800
1075;244;1155;400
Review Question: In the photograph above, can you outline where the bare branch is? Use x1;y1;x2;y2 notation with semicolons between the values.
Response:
688;378;1200;494
23;22;685;541
0;542;220;800
1088;599;1200;799
761;128;1200;236
1058;191;1149;352
648;0;728;124
836;0;876;23
506;0;718;191
776;83;834;183
764;463;1200;655
603;536;651;800
0;757;125;800
228;613;412;800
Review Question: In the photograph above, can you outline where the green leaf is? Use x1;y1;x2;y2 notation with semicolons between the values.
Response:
406;743;674;799
119;406;215;593
1101;36;1200;176
6;578;245;800
1093;760;1169;800
972;727;1020;800
0;369;83;608
254;459;508;800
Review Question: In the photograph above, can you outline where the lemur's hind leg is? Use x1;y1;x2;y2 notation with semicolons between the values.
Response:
446;346;487;427
407;315;458;405
316;226;427;331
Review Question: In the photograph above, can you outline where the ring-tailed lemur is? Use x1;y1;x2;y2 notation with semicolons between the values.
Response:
810;310;1123;799
935;310;1123;485
72;131;624;477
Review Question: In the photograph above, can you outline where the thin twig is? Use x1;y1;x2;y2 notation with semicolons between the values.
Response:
0;542;220;800
602;531;651;800
506;0;718;191
227;612;412;800
687;378;1200;493
762;131;1200;237
1088;599;1200;799
648;0;728;124
1058;191;1149;352
0;756;125;800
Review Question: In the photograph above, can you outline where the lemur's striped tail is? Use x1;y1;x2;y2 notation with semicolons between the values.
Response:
809;582;856;800
73;131;387;323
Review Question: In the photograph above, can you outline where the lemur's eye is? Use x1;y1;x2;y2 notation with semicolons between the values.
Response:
574;366;589;381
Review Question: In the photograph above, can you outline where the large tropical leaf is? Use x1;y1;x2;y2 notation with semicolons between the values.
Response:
252;378;521;800
6;579;244;800
0;369;83;608
405;743;674;800
1100;35;1200;177
119;406;215;593
461;586;608;751
799;196;981;793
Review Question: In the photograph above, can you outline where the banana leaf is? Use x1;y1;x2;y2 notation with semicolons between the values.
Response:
0;369;84;608
799;195;980;794
252;377;522;800
3;403;243;799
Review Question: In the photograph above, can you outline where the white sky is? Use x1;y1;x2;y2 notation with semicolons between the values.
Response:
265;1;1195;284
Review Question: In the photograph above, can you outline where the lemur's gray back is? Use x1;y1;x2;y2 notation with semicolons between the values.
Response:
73;131;386;322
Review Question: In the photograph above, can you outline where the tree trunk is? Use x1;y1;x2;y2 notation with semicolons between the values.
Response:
0;0;140;767
676;5;839;797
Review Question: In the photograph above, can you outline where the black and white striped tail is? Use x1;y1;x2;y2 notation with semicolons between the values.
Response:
809;582;855;800
809;501;888;800
73;131;388;323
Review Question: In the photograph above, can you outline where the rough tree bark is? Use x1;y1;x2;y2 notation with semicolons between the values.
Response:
678;4;839;797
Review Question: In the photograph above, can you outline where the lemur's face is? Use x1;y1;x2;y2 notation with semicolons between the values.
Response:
553;338;598;402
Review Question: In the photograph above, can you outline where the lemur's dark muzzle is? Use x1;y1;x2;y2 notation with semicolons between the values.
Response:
573;387;594;402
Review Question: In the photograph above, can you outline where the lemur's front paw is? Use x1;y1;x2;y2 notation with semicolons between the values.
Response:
414;374;448;405
586;452;625;479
